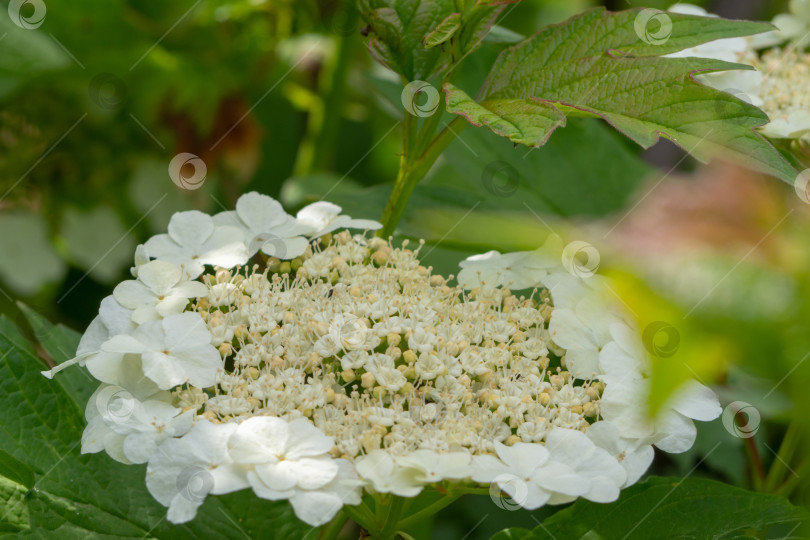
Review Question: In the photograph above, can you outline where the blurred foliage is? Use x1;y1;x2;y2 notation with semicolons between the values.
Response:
1;0;809;538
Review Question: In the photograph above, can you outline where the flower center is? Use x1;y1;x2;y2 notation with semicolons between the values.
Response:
172;233;603;461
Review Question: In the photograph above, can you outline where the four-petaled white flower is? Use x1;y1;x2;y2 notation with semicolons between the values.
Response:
227;416;360;526
83;384;193;464
146;421;250;523
102;312;222;390
472;441;589;510
145;210;249;277
214;192;314;258
542;428;627;504
296;201;382;238
114;260;207;324
599;322;721;453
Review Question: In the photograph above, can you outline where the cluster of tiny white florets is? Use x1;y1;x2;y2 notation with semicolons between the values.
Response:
46;192;722;528
183;231;603;460
753;48;810;141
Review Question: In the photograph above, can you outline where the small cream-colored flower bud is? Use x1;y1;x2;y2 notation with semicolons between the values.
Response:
361;372;376;389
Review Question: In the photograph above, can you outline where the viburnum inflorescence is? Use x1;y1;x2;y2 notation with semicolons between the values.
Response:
44;192;721;528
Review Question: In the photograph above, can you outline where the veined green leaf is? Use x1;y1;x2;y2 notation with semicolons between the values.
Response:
358;0;517;80
16;302;92;411
447;7;796;182
423;12;461;48
489;476;810;540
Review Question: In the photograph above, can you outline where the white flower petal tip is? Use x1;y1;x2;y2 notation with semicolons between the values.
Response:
296;201;382;238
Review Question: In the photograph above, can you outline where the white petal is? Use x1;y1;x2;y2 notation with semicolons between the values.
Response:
667;380;721;422
296;201;341;231
137;260;182;294
276;458;338;490
289;490;344;527
653;411;697;453
168;210;214;247
284;418;334;459
247;471;294;501
228;416;289;464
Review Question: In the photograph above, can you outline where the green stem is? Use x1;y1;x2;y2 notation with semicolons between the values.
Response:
319;510;349;540
378;495;407;539
378;115;467;238
311;2;359;171
396;493;462;530
764;421;801;493
293;0;358;176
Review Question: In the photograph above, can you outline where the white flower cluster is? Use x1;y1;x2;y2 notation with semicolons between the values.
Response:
45;193;720;527
669;2;810;142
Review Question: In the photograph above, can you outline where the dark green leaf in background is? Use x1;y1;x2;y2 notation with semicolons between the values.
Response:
490;476;809;540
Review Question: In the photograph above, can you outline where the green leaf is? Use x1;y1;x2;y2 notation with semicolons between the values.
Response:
16;302;93;410
358;0;515;80
0;475;30;533
447;7;796;183
0;17;71;98
0;316;310;538
491;476;810;540
444;83;566;147
423;12;461;48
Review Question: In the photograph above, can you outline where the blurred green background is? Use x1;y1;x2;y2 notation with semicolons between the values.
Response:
1;0;808;537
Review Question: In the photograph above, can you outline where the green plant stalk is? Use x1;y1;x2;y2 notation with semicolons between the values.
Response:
311;3;360;171
293;2;359;176
378;115;467;237
319;509;349;540
764;421;801;493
